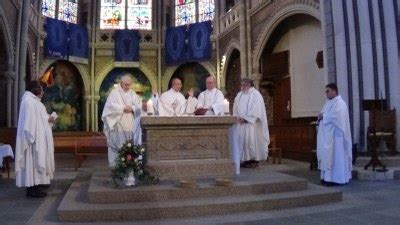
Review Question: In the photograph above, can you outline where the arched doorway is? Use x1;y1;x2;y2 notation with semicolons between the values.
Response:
169;62;210;97
98;68;152;130
259;14;325;161
225;49;241;112
41;60;85;132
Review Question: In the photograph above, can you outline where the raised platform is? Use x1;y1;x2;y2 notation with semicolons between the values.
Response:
57;169;342;222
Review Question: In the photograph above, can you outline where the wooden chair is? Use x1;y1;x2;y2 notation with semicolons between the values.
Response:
367;108;397;155
267;135;282;164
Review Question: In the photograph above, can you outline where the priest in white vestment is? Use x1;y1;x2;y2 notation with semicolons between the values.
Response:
233;78;270;168
317;83;352;185
102;75;143;167
15;81;56;198
152;77;198;116
196;76;225;115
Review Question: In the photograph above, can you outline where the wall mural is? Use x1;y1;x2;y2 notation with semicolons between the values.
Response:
42;60;84;132
170;62;210;97
98;68;152;130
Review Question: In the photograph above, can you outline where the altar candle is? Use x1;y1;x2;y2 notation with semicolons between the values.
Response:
224;99;230;114
147;99;154;115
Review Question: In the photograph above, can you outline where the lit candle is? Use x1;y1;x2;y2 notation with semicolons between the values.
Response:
147;99;154;115
224;99;230;114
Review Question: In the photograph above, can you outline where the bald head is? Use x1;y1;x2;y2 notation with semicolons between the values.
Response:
205;76;216;90
120;74;133;91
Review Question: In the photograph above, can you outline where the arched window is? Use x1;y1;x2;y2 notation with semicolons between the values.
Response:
100;0;152;30
175;0;215;26
42;0;79;24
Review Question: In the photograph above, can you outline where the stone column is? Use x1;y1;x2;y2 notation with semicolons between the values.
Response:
18;0;31;99
84;95;91;132
251;73;261;90
5;71;15;127
239;0;248;78
215;0;221;88
93;95;101;132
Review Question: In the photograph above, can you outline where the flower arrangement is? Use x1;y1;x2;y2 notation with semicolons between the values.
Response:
111;141;158;187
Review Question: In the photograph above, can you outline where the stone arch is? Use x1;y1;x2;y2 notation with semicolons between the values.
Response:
252;3;321;77
162;61;216;92
220;39;240;90
95;60;157;95
39;59;90;95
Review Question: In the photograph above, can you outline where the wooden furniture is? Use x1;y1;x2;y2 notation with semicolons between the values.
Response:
0;144;14;179
53;132;107;170
267;135;282;164
367;109;397;156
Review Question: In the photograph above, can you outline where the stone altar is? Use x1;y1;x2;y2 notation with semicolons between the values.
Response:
141;116;236;180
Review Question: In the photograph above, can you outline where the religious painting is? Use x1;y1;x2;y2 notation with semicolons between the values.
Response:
170;62;210;97
41;60;84;132
127;0;152;30
42;0;57;18
175;0;195;26
100;0;126;29
59;0;79;23
98;68;152;130
198;0;215;22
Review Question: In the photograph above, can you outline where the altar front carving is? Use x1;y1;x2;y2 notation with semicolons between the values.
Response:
141;116;236;180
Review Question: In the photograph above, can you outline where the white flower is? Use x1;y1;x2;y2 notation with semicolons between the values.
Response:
141;148;145;153
127;143;132;147
138;155;143;160
121;158;125;161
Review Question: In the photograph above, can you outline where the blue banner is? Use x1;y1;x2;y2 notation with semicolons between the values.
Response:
44;18;68;59
165;26;187;65
187;21;212;62
115;30;140;62
68;23;89;59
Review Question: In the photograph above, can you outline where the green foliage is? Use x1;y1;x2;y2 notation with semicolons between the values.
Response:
111;141;158;187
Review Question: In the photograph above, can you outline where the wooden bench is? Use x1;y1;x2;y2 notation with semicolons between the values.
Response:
53;132;107;170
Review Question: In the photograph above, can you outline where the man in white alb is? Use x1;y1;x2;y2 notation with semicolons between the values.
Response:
317;83;352;185
233;78;270;168
102;75;143;167
15;81;56;198
152;77;198;116
195;76;225;115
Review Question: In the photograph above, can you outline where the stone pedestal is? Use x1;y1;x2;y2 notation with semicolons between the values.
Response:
141;116;236;180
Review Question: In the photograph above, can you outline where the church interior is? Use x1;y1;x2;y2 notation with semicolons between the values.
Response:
1;0;400;224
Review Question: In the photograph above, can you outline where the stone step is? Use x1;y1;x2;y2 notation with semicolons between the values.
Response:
57;180;341;222
355;156;400;168
88;172;309;203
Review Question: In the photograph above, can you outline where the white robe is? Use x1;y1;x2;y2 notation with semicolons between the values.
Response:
233;87;270;162
152;88;198;116
196;88;225;115
15;91;55;187
317;95;352;184
102;86;142;167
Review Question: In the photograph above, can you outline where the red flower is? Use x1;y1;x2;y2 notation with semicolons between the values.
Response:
126;154;132;161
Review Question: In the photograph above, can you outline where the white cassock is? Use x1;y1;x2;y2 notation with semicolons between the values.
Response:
196;88;225;115
152;88;198;116
15;91;55;187
102;85;142;167
317;95;352;184
233;87;270;162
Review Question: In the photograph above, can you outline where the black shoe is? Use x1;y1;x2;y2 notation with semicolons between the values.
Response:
38;184;51;189
26;186;47;198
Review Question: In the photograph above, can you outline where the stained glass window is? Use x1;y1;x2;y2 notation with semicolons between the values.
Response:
42;0;57;19
100;0;126;29
59;0;78;23
198;0;215;22
175;0;195;26
127;0;152;30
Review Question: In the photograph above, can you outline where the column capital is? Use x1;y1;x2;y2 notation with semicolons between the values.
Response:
84;95;92;101
93;95;101;101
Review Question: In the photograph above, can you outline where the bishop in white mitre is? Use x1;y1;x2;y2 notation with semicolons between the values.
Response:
102;75;142;167
196;76;225;115
152;77;198;116
233;78;270;168
15;81;56;198
317;83;352;185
